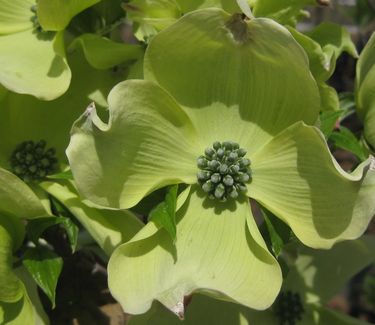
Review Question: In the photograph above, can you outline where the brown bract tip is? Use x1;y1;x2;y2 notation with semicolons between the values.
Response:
225;13;251;44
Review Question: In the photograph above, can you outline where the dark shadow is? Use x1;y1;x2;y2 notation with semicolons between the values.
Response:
47;56;66;78
296;135;363;239
244;214;278;265
32;28;55;41
0;298;24;324
122;228;177;263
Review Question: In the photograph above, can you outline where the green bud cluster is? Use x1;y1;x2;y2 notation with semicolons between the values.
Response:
274;291;304;325
30;5;42;32
197;141;252;201
10;140;58;182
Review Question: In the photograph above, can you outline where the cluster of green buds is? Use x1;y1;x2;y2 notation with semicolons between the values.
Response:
274;291;305;325
10;140;58;182
30;5;42;32
197;141;252;202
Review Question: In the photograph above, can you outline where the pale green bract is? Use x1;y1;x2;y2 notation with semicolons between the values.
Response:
67;9;375;317
288;23;358;111
356;32;375;153
36;0;100;31
0;0;71;100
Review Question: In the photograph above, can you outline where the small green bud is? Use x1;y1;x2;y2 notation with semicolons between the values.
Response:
236;183;247;193
222;141;232;150
239;158;251;167
228;187;238;199
197;156;207;168
10;140;58;182
213;141;221;150
25;153;34;162
46;148;56;157
198;170;211;181
214;184;225;199
202;180;214;193
205;147;215;157
217;148;225;158
208;160;220;171
232;142;239;150
211;173;221;183
229;165;240;174
236;172;250;183
237;148;247;157
41;158;50;167
223;175;234;186
219;164;228;174
228;152;238;162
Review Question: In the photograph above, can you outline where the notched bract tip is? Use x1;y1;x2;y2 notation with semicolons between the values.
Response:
369;155;375;171
225;13;251;44
84;102;96;118
170;301;185;320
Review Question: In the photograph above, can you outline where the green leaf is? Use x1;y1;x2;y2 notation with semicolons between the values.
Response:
0;217;24;303
108;186;281;315
122;0;181;41
0;267;49;325
69;33;143;69
339;92;356;112
59;217;79;253
47;169;73;180
0;167;47;225
318;82;340;111
26;216;79;253
40;181;144;256
252;0;315;26
260;207;291;257
249;122;375;249
318;110;343;138
288;24;357;111
285;236;375;305
330;126;367;161
308;22;358;65
22;246;63;308
149;185;178;241
287;26;329;82
37;0;100;31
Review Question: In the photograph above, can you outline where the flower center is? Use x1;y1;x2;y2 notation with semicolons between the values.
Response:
197;141;252;202
274;291;305;325
10;140;58;182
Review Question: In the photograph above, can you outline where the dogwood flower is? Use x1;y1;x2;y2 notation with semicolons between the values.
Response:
67;8;375;317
